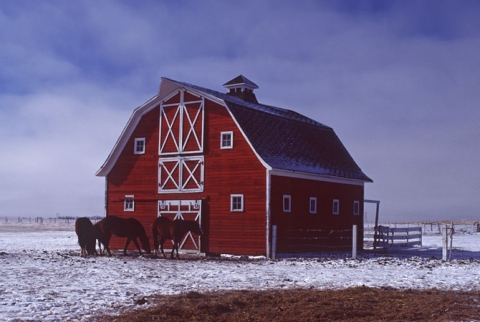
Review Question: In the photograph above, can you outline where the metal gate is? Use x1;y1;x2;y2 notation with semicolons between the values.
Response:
158;199;202;254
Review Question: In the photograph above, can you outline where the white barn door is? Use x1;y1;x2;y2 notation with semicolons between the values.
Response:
158;199;202;254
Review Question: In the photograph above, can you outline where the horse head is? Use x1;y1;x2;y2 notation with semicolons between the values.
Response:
191;221;203;236
141;235;151;254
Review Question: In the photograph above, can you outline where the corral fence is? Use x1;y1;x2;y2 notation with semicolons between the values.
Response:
282;228;355;252
271;226;362;259
364;224;423;248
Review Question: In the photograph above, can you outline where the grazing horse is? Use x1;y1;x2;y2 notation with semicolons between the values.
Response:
75;217;96;257
97;216;151;256
152;217;203;259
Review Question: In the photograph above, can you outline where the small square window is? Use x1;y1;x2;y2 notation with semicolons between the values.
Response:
309;197;317;214
231;194;244;212
220;131;233;149
332;199;340;215
134;138;146;154
353;200;360;216
124;195;135;211
283;195;291;212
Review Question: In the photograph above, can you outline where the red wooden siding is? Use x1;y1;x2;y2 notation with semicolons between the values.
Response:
106;107;160;250
156;99;267;256
203;99;267;255
104;86;367;256
105;90;268;255
270;175;364;251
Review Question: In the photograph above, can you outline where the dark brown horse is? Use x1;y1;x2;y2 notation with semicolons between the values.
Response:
152;217;203;259
75;217;96;257
97;216;151;256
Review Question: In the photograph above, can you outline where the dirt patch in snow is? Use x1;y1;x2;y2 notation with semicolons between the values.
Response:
94;287;480;321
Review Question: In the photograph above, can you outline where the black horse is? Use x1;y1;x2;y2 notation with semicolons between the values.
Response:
75;217;96;257
152;217;203;259
97;216;151;256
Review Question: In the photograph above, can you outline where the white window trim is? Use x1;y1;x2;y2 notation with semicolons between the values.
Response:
124;195;135;212
333;199;340;215
134;138;146;154
309;197;317;214
283;195;291;212
230;194;244;212
220;131;233;149
353;200;360;216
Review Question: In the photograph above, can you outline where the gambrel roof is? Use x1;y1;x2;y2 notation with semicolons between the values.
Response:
163;78;372;183
97;77;372;183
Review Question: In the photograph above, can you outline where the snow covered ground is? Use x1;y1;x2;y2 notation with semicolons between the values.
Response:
1;221;480;322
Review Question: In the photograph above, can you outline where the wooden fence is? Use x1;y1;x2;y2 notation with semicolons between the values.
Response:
373;225;422;248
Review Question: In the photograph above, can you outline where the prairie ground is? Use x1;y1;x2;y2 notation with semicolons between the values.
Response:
95;287;480;321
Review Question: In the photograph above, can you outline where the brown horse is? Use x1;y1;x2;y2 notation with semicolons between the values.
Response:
75;217;96;257
152;217;203;259
97;216;151;256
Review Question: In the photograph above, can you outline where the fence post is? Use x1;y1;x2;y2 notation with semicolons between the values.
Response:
442;225;448;261
352;225;357;259
272;225;277;260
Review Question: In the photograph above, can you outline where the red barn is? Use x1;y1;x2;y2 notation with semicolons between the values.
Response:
96;75;372;256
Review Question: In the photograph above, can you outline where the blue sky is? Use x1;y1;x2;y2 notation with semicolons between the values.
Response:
1;0;479;222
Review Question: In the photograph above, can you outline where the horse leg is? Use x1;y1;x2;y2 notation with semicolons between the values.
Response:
152;228;159;257
131;238;143;256
159;238;167;257
80;245;86;257
170;241;176;259
124;238;132;256
170;240;179;259
104;233;112;256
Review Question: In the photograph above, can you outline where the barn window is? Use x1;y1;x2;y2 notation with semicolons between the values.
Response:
283;195;291;212
220;131;233;149
124;195;135;211
231;194;244;212
309;197;317;214
353;200;360;215
332;199;340;215
134;138;146;154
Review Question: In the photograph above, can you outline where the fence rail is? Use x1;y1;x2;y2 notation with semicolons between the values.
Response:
365;225;422;248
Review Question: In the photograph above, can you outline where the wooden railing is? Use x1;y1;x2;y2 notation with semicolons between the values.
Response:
373;225;422;248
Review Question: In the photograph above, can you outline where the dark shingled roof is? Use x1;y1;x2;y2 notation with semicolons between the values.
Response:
163;78;372;182
223;75;259;89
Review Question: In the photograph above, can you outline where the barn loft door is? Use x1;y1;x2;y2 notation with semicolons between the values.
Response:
158;156;204;193
158;199;202;254
160;89;204;155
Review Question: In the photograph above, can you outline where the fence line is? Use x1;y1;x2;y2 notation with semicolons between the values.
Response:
2;216;104;224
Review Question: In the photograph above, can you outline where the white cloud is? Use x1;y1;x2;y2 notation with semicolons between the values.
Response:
0;1;479;221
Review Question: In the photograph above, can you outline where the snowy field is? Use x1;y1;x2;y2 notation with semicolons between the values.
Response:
1;221;480;321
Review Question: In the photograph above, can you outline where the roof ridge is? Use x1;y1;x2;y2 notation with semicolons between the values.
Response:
162;77;331;128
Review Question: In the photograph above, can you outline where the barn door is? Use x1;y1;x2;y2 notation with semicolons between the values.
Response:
159;89;204;155
158;199;202;254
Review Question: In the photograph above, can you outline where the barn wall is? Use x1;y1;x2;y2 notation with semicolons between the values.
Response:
155;99;268;256
202;100;267;256
104;93;268;255
106;106;160;250
270;175;364;251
